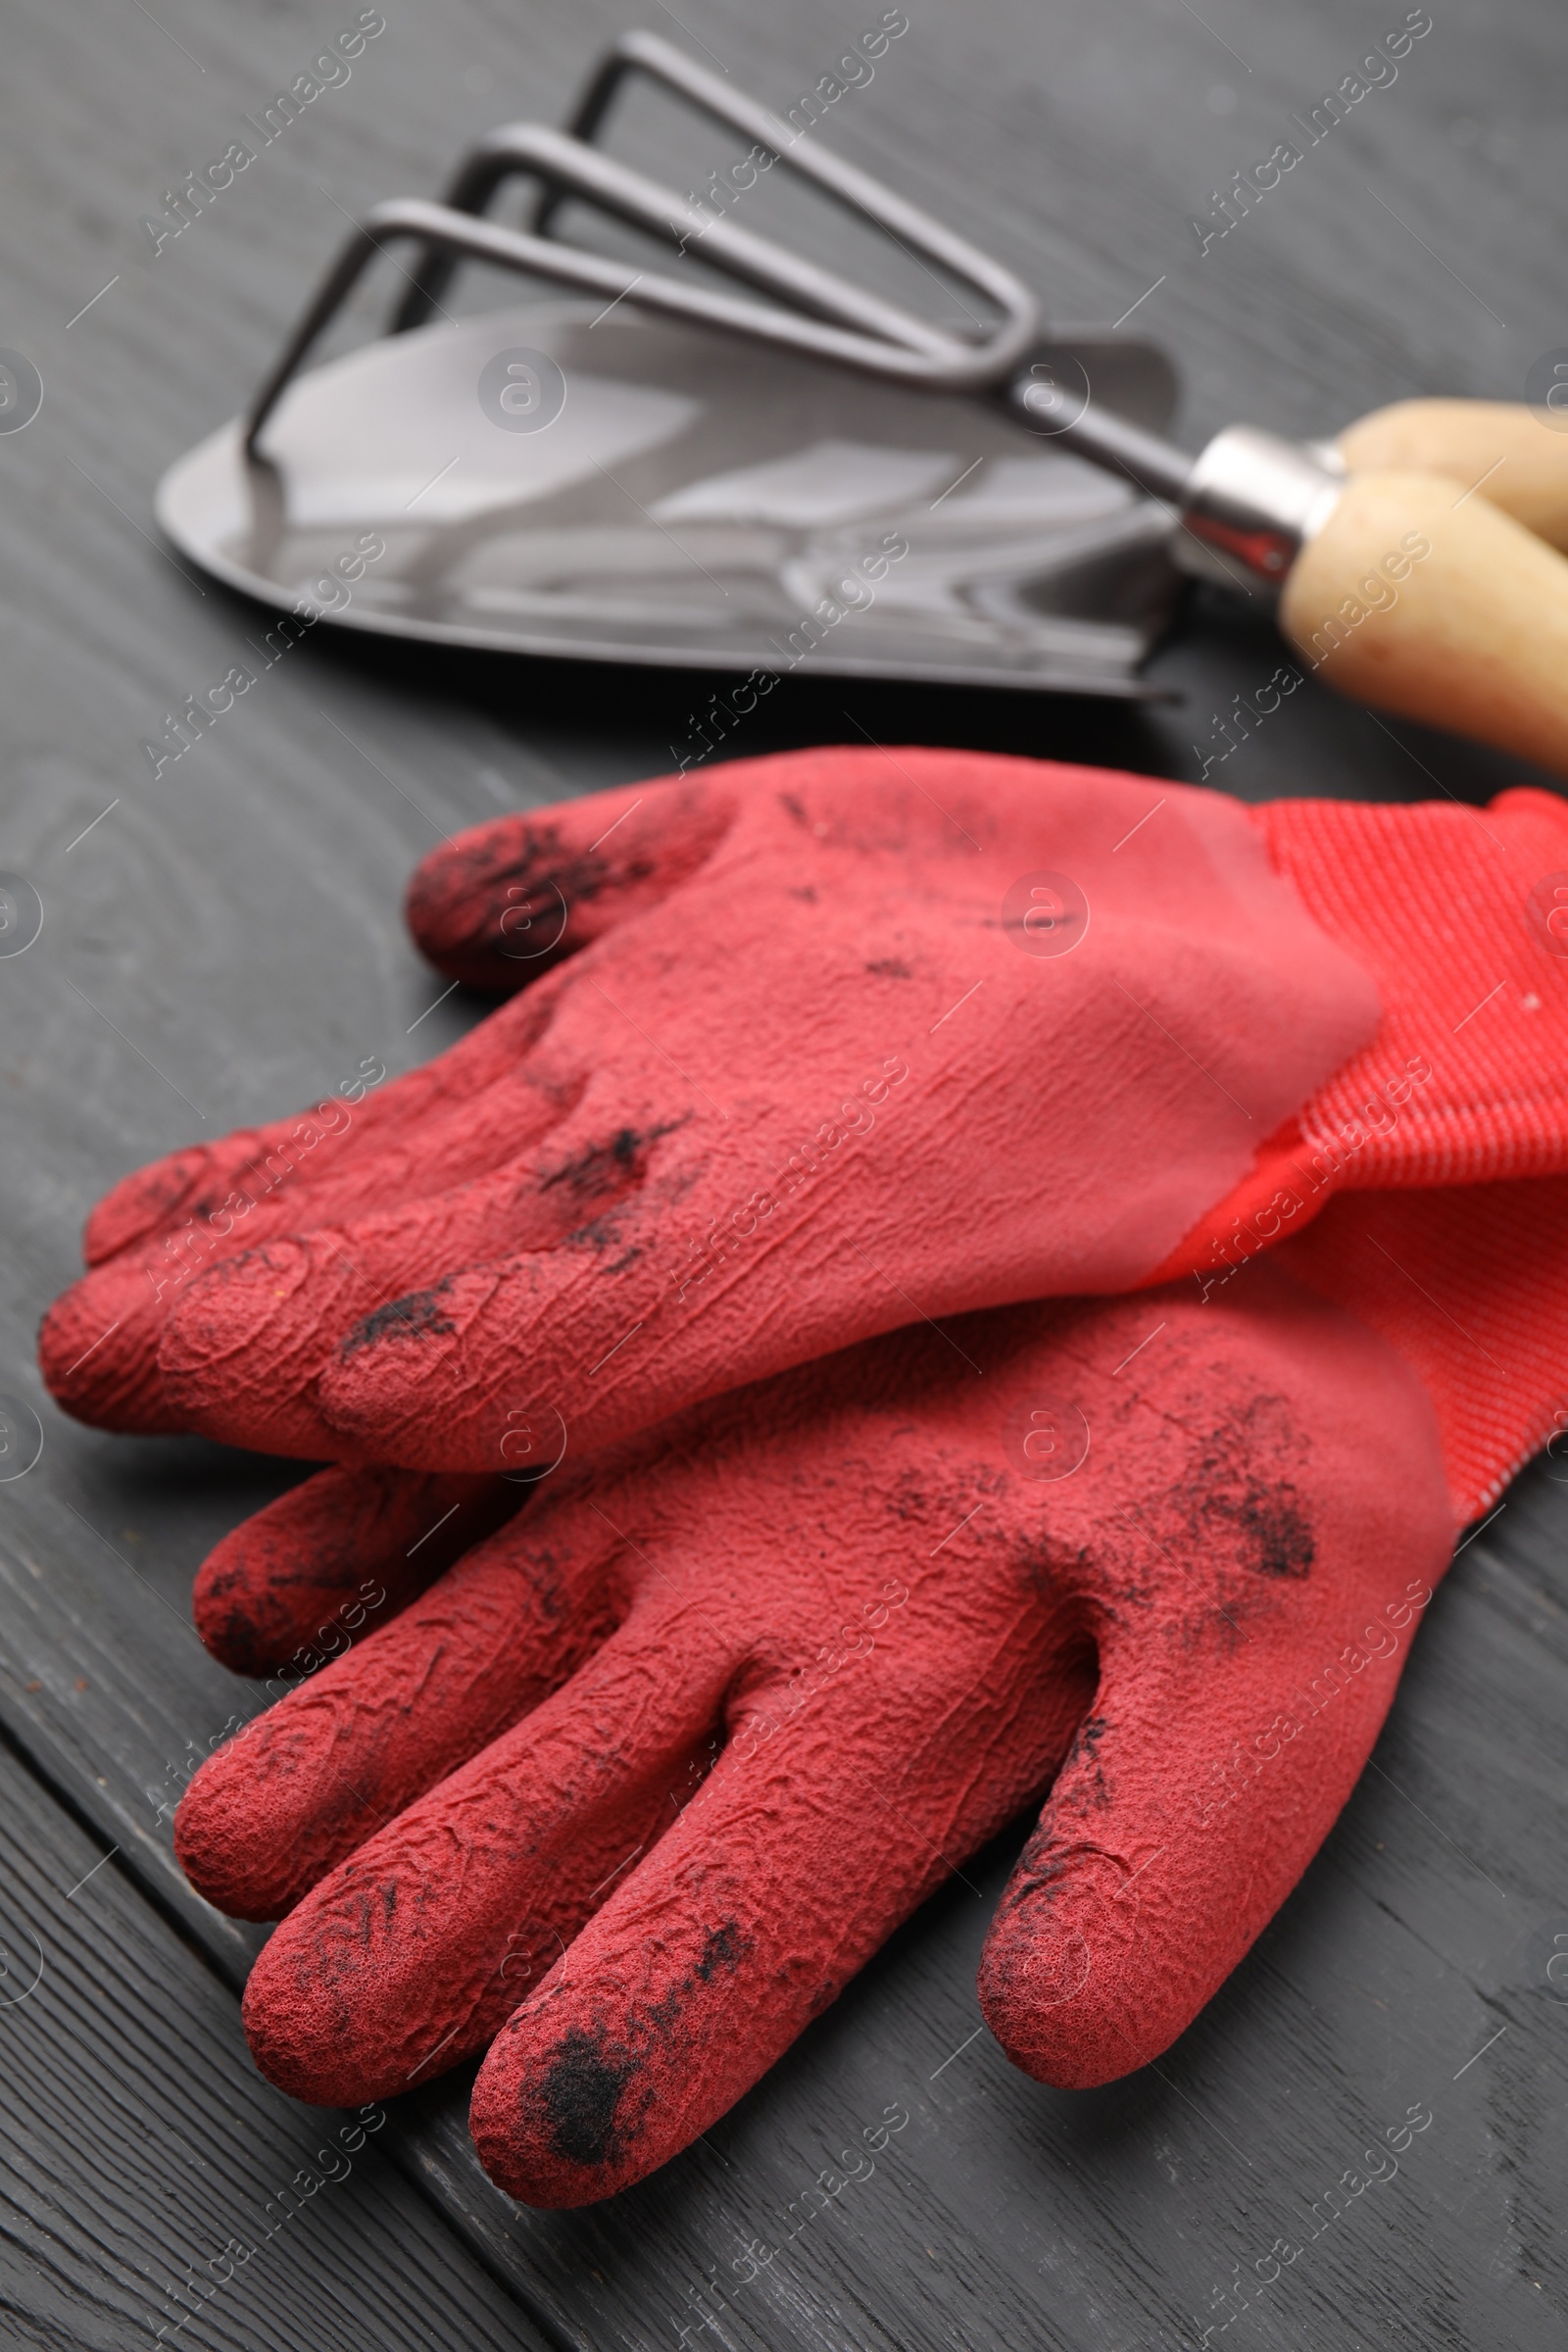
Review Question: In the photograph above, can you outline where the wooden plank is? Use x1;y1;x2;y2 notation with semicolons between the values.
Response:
0;1727;547;2351
1;0;1566;2344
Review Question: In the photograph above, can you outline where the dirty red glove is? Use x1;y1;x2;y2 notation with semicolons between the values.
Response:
175;1176;1565;2207
41;753;1568;1474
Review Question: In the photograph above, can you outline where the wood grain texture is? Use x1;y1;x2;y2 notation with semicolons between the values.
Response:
0;0;1566;2344
0;1729;546;2351
1280;468;1568;777
1337;400;1568;550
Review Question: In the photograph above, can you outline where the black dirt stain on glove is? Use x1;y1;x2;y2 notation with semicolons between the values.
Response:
542;2028;635;2167
339;1287;458;1357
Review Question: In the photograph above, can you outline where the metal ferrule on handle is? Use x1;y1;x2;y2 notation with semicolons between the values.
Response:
1175;424;1347;586
1002;372;1346;590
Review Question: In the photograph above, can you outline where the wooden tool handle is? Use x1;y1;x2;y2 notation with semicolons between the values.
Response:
1279;468;1568;778
1338;399;1568;551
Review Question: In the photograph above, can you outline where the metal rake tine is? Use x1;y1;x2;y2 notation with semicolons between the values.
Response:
389;121;966;360
245;195;1032;456
391;28;1037;367
550;30;1038;327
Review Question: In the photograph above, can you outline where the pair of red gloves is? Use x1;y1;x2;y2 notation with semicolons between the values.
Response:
41;748;1568;2206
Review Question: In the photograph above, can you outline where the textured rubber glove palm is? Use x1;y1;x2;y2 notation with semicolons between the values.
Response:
174;1178;1563;2208
39;754;1568;1475
42;750;1380;1457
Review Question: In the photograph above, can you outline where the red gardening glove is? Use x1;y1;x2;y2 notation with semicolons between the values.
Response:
174;1176;1565;2207
40;751;1568;1474
186;1464;518;1679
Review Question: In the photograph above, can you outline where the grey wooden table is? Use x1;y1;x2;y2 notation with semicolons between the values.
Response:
3;0;1567;2346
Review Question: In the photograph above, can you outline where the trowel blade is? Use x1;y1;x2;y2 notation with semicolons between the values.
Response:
158;303;1183;696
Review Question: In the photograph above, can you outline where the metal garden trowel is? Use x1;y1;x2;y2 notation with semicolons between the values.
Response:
156;29;1192;699
159;29;1568;777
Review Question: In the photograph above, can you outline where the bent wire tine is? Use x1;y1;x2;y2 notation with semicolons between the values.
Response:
239;26;1215;543
245;196;1031;455
160;26;1190;693
388;27;1038;364
552;29;1038;330
388;123;963;360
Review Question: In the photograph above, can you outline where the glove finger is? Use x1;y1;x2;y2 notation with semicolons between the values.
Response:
234;1604;727;2102
46;1001;573;1432
79;996;545;1269
177;1493;624;1921
157;1097;672;1456
977;1440;1454;2089
406;774;734;994
88;754;765;1277
314;1213;757;1471
85;1141;237;1270
466;1650;1096;2208
192;1464;514;1676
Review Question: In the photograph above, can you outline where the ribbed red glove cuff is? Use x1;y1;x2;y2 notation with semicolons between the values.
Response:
1282;1176;1568;1525
1152;788;1568;1286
